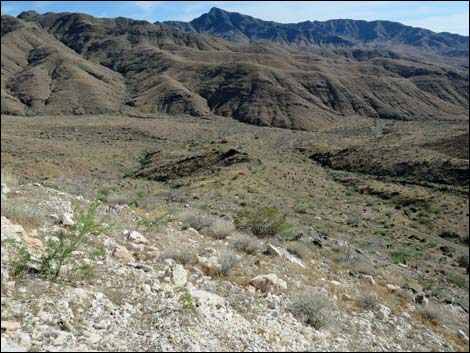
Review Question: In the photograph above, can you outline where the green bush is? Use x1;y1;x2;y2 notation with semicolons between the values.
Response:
234;205;288;238
12;202;99;280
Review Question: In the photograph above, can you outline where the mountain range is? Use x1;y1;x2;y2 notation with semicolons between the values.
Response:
1;8;468;131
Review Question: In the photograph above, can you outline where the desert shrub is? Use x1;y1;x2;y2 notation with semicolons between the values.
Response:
52;175;100;200
179;210;213;232
357;292;378;311
230;233;263;254
287;241;310;259
447;272;469;289
210;218;235;239
417;304;442;325
107;193;133;205
11;202;99;280
160;246;197;265
457;255;469;270
234;205;288;238
1;201;46;226
217;251;238;276
289;288;336;329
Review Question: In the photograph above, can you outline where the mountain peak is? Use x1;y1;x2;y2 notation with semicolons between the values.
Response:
17;10;39;21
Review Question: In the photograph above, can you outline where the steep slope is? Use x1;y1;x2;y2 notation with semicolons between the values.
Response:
1;15;126;116
1;11;468;131
159;7;469;65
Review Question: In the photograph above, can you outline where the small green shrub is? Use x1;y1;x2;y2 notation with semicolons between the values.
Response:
457;255;469;270
234;205;288;238
447;272;469;289
289;288;336;329
177;287;196;314
12;202;99;280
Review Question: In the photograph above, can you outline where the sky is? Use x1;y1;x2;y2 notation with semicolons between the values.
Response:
1;1;469;35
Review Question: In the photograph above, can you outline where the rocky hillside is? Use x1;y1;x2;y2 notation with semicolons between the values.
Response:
1;179;469;352
159;7;469;64
1;11;468;131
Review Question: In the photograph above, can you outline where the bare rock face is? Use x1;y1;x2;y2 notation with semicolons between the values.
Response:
250;274;287;293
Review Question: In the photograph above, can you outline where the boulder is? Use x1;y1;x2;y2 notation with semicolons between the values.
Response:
123;230;148;244
61;213;75;226
112;246;135;262
376;304;392;320
250;274;287;292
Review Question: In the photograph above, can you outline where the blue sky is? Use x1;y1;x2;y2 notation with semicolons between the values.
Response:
1;1;469;35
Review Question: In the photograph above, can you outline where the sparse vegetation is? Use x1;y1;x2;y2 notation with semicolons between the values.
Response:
179;209;213;232
210;218;235;239
230;233;263;254
447;272;469;289
11;202;99;280
357;292;378;311
1;200;46;226
217;251;238;276
234;205;288;238
417;304;443;325
289;288;336;329
160;245;197;265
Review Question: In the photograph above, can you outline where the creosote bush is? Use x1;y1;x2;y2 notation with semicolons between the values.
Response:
234;205;288;238
288;288;336;329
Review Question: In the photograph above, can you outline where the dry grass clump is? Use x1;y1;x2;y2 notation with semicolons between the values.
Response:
209;218;235;239
217;251;238;275
107;193;133;206
289;288;336;329
179;209;213;232
1;200;46;226
230;233;263;254
287;241;311;259
357;291;379;311
1;168;19;186
416;304;443;325
160;245;198;265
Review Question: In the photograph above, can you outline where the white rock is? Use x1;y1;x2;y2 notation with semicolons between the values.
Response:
330;280;342;287
61;213;75;226
376;304;392;320
386;284;400;292
123;230;148;244
250;274;287;293
1;321;21;331
1;183;10;194
457;329;469;342
141;284;152;293
172;264;188;287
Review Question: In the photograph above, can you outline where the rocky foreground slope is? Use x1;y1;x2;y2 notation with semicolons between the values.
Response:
1;181;469;352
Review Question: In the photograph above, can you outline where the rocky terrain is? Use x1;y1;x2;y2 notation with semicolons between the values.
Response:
1;10;468;130
1;6;469;353
1;179;469;352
